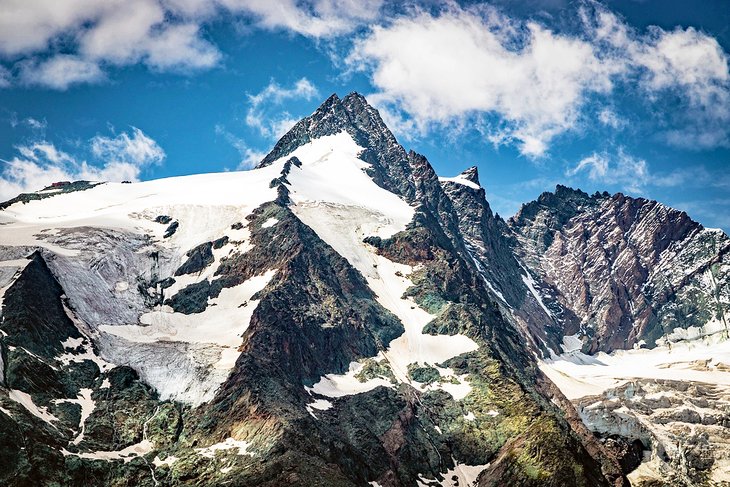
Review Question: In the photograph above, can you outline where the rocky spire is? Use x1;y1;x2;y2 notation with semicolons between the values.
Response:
255;92;424;204
459;166;480;186
256;92;400;168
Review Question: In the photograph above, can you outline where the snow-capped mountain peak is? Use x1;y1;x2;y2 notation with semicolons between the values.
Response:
1;93;728;486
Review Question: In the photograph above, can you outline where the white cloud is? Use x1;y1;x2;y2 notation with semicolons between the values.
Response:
19;55;105;90
235;147;267;170
567;148;648;193
142;24;221;70
0;127;165;200
220;0;384;38
348;3;730;156
0;0;382;90
0;0;220;89
248;77;319;106
0;65;11;88
76;1;220;71
24;118;47;130
0;0;103;57
582;5;730;149
597;107;625;130
90;127;166;166
348;6;617;157
567;153;609;181
245;78;319;139
214;124;266;169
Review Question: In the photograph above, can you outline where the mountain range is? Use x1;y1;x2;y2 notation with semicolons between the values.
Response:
0;93;728;486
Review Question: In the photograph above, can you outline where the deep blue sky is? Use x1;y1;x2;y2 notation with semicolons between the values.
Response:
1;0;728;231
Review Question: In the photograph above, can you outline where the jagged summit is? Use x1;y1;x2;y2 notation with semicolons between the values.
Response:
254;91;431;205
459;166;480;185
553;184;592;200
257;91;396;168
509;184;603;231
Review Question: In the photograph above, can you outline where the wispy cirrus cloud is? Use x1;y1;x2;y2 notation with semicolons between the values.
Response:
0;126;165;200
214;124;267;169
245;78;319;139
566;148;649;193
566;147;730;197
213;78;319;169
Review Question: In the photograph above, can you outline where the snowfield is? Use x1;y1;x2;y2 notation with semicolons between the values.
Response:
541;326;730;400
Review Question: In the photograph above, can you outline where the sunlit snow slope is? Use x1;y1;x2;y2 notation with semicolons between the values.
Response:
0;164;284;403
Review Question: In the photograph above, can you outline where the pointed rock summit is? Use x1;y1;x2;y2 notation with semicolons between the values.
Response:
459;166;480;185
257;92;398;168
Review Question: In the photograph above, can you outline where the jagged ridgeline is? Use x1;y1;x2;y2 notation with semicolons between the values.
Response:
1;92;726;486
509;185;730;354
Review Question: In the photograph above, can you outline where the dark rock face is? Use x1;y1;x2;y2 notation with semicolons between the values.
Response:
174;241;214;276
165;279;211;314
212;236;228;249
0;180;100;210
601;437;645;475
1;251;81;358
509;186;730;353
0;252;165;486
163;221;179;238
361;204;623;487
214;202;405;383
439;169;567;354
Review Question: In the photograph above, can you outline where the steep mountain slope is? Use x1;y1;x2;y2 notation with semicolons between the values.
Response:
509;186;729;354
508;186;730;485
0;94;627;486
438;168;568;356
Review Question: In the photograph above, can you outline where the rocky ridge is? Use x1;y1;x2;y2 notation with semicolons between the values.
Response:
509;185;730;354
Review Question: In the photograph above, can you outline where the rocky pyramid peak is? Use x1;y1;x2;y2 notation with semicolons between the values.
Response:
460;166;480;185
256;91;399;169
255;92;439;207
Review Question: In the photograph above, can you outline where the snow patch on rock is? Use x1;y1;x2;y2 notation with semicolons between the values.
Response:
54;388;95;445
195;438;253;458
305;398;334;419
62;440;153;463
438;176;480;191
261;217;278;228
8;389;58;425
308;361;394;398
417;459;489;487
153;455;178;467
